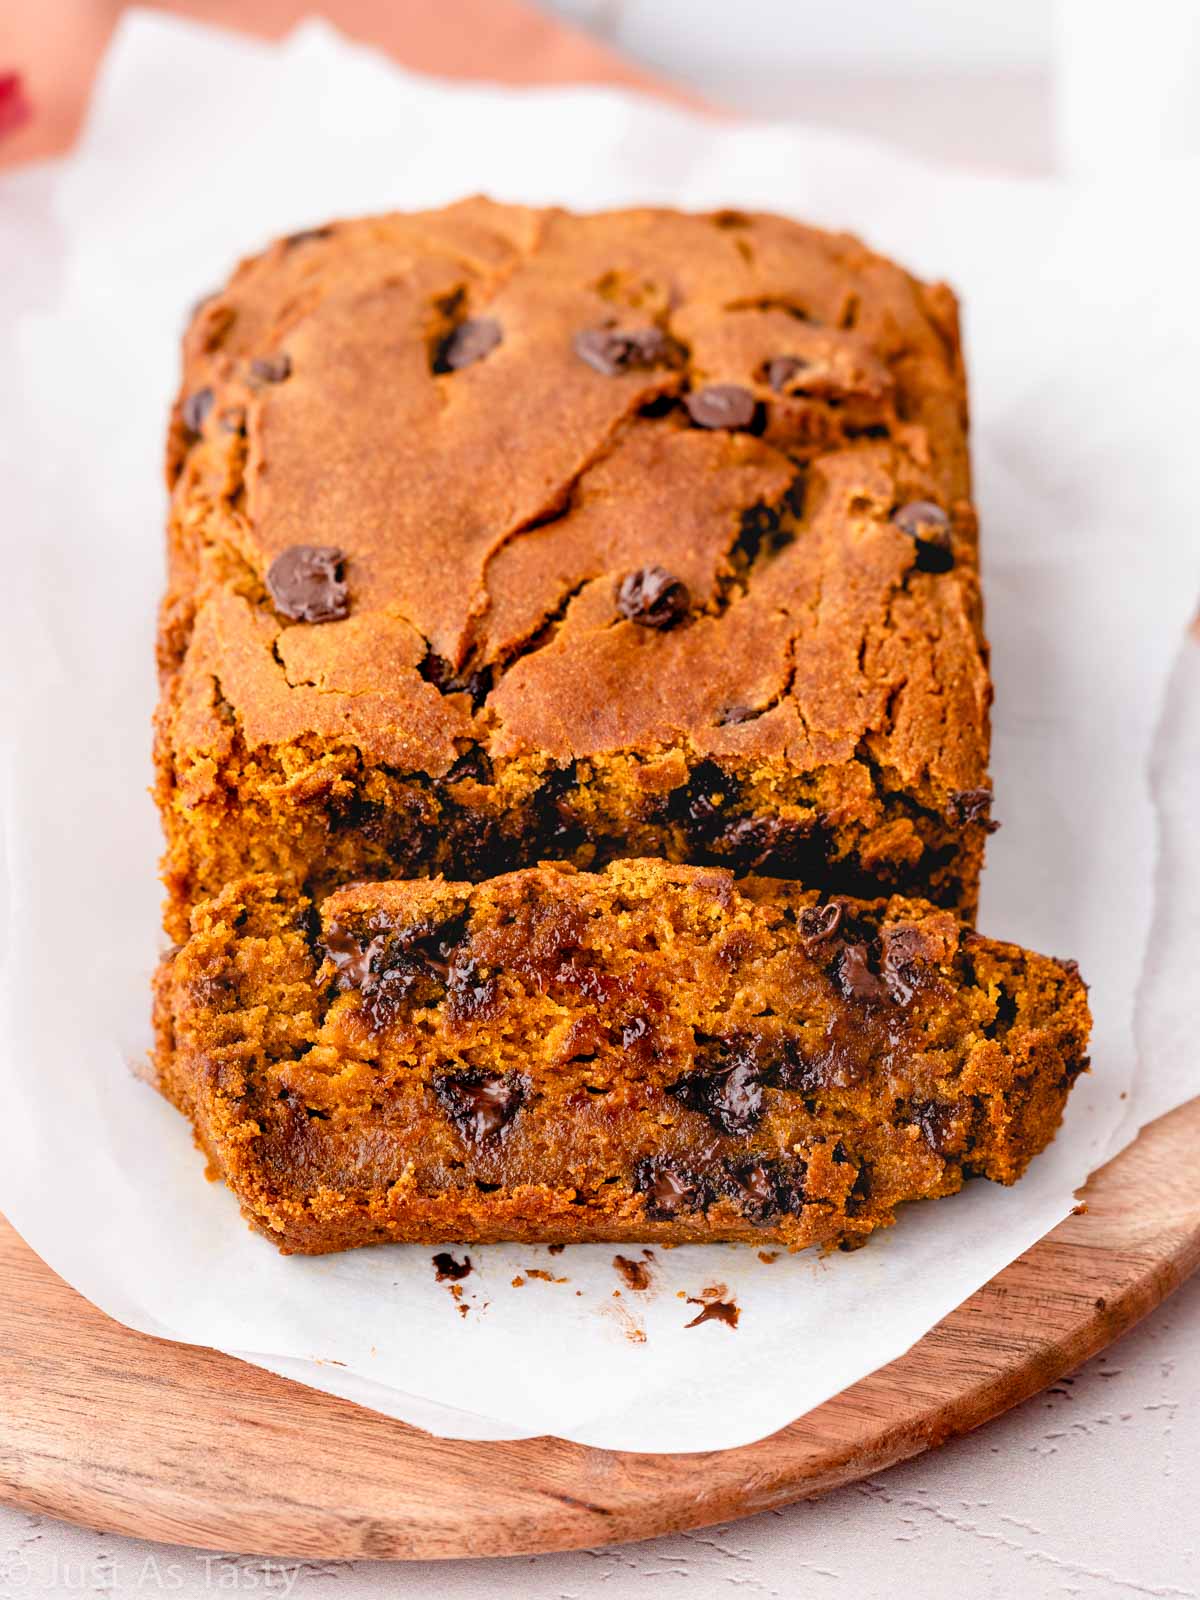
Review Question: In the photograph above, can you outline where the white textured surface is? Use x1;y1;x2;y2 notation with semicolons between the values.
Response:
2;1273;1198;1596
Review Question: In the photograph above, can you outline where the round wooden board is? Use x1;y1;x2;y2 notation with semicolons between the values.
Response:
1;1099;1198;1561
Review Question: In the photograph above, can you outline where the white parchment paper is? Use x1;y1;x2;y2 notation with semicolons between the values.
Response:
1;13;1198;1452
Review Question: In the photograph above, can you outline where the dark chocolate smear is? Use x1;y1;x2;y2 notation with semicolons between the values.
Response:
434;1069;529;1145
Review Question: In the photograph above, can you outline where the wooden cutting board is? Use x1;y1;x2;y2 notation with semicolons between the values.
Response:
2;1096;1197;1561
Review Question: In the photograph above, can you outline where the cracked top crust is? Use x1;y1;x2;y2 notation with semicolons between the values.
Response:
163;197;987;797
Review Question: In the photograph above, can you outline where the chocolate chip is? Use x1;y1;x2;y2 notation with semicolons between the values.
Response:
834;942;891;1003
324;921;388;992
947;786;1000;833
573;325;669;376
765;355;811;392
434;1069;529;1145
444;953;499;1023
621;1015;653;1049
717;815;796;871
446;745;493;784
669;760;742;844
668;1037;765;1136
772;1039;826;1094
730;1161;777;1207
633;1157;709;1219
249;352;291;384
434;317;502;373
419;650;493;708
845;1164;873;1217
616;566;690;630
266;545;349;623
893;500;954;573
912;1101;960;1157
798;901;843;953
432;1251;472;1282
531;760;585;858
325;912;469;1025
181;387;214;438
721;1157;806;1222
685;384;760;431
880;924;931;1005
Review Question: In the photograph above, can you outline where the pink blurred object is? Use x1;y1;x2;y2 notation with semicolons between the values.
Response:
0;0;703;172
0;71;31;140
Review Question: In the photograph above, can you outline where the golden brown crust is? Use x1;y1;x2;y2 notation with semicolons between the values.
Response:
154;863;1090;1256
156;199;991;939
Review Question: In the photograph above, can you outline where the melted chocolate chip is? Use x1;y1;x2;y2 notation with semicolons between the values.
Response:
432;1251;472;1282
434;1069;529;1145
772;1052;817;1096
798;901;843;953
880;924;931;1005
181;387;214;438
668;1037;765;1136
444;953;499;1023
717;815;794;871
893;500;954;574
574;325;670;376
721;1157;806;1222
620;1015;654;1052
295;901;323;961
266;545;349;623
249;352;292;384
685;384;760;431
670;760;741;844
324;921;388;992
912;1101;960;1157
834;942;891;1003
419;650;493;709
434;317;502;373
844;1163;873;1217
446;745;494;784
326;912;471;1024
616;566;690;630
530;760;585;858
765;355;811;392
633;1157;709;1219
947;786;1000;833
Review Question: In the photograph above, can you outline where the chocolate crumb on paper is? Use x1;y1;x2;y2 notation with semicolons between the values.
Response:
684;1282;741;1329
613;1254;652;1291
431;1251;472;1282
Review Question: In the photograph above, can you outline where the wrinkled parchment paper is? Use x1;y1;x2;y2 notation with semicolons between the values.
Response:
1;13;1197;1451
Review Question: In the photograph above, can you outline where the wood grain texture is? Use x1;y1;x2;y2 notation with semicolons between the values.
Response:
1;1098;1197;1561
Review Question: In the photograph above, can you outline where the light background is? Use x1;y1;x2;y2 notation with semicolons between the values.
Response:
3;2;1199;1593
